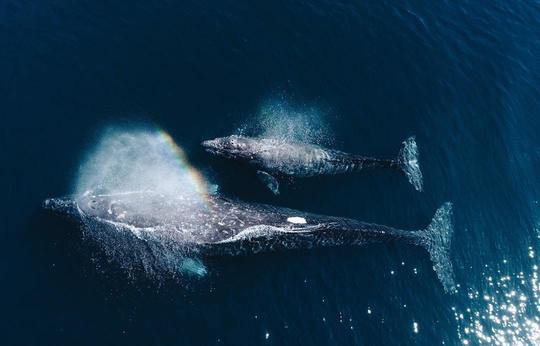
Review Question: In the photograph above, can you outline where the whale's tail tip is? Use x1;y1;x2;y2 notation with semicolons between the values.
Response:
416;202;457;294
398;136;424;192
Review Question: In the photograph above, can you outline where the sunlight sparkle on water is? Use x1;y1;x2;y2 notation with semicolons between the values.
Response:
454;251;540;346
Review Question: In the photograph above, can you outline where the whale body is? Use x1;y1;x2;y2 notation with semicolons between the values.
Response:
44;191;455;292
202;135;424;193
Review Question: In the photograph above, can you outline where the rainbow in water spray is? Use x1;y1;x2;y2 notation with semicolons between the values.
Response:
74;126;212;208
156;129;211;199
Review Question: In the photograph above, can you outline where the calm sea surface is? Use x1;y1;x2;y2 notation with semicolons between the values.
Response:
2;1;540;345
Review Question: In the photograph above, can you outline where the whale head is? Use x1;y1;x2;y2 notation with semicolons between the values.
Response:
76;193;118;219
74;191;160;224
44;190;133;217
43;192;113;219
44;191;164;228
43;196;78;216
201;135;257;160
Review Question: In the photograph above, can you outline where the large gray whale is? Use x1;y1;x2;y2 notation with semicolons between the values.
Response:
44;191;455;293
202;135;423;194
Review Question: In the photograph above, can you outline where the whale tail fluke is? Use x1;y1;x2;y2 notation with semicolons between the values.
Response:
397;136;424;192
414;202;456;294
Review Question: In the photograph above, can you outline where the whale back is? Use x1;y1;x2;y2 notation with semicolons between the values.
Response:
74;192;340;244
249;138;354;176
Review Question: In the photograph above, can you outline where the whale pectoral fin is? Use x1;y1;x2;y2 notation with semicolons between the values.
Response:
257;171;280;195
179;257;208;277
207;184;219;195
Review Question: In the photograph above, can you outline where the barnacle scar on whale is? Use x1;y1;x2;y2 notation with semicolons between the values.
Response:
44;128;454;292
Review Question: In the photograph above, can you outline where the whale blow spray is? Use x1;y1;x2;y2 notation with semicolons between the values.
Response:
71;127;210;279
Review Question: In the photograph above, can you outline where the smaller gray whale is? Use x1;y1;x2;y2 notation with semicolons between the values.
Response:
202;135;423;194
43;191;456;293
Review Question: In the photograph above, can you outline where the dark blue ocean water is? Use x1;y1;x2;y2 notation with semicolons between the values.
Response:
3;1;540;345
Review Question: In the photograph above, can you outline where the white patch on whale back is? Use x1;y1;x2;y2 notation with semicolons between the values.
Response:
287;216;307;224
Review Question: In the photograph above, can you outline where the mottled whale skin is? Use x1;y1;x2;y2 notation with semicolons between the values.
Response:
44;191;455;292
202;135;424;193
